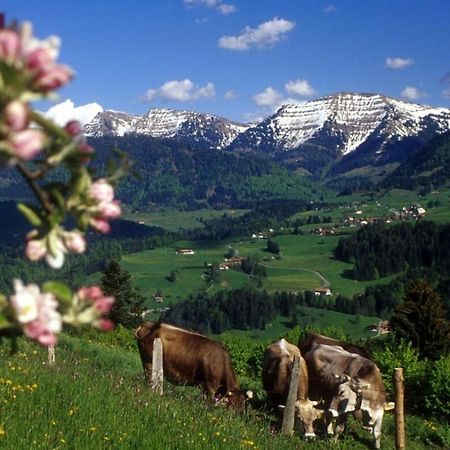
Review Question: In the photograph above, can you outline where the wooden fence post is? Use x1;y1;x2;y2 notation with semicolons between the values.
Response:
151;338;163;395
282;356;300;435
47;345;55;366
393;367;405;450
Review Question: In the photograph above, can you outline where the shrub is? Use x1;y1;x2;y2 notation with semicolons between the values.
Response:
373;339;428;410
425;354;450;420
220;335;266;379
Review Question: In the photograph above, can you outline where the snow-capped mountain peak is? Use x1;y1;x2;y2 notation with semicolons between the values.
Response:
231;93;450;156
84;107;249;149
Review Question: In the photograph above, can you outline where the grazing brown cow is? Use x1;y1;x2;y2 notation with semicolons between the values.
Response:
262;339;324;438
302;342;391;449
135;321;246;408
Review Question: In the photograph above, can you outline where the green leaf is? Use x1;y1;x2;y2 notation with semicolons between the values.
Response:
0;313;12;330
43;281;73;305
46;183;66;209
17;203;42;227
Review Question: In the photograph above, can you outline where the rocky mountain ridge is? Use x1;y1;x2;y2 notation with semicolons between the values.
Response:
83;93;450;175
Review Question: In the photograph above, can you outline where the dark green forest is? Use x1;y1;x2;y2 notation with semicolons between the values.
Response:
335;221;450;280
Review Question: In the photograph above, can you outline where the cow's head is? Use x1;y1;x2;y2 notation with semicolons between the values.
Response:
328;374;370;417
295;398;325;439
135;321;155;340
219;389;253;410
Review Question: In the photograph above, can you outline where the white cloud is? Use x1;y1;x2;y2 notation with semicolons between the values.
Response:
253;78;315;112
401;86;427;100
219;17;295;51
323;5;337;13
224;90;237;100
443;88;450;99
285;79;316;97
385;57;414;69
44;100;103;127
141;79;215;102
217;4;236;14
184;0;236;15
253;87;284;108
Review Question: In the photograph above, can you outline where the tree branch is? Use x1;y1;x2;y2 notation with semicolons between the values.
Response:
16;161;53;214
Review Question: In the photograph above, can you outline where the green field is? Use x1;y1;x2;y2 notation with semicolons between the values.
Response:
1;335;447;450
124;208;248;231
86;232;401;315
324;187;450;224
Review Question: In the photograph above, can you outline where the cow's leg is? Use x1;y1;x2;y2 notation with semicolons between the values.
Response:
143;363;153;387
371;410;384;449
326;414;335;437
203;383;217;402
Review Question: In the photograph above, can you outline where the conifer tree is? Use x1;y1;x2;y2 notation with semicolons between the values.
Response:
390;279;450;360
101;260;145;328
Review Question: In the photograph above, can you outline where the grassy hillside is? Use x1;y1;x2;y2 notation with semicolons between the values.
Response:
1;335;447;449
94;234;397;306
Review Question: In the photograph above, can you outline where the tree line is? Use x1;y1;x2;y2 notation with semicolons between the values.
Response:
334;221;450;281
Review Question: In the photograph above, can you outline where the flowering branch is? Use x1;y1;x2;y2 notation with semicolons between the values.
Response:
16;161;53;214
0;19;125;347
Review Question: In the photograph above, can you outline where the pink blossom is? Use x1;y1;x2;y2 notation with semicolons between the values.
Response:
79;143;94;154
63;231;86;254
94;319;114;331
10;280;39;323
25;238;47;261
99;200;121;219
77;285;103;301
94;296;114;314
10;279;62;347
32;63;73;92
0;29;20;62
90;217;111;234
24;321;58;346
5;101;29;132
90;179;114;202
25;46;55;70
64;120;82;136
10;129;45;160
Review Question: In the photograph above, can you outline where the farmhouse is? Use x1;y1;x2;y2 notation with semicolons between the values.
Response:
176;248;195;255
220;256;244;270
314;287;332;296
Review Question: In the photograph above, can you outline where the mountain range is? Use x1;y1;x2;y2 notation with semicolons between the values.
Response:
83;92;450;179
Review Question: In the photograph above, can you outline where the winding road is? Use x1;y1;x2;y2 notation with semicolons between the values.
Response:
261;263;330;288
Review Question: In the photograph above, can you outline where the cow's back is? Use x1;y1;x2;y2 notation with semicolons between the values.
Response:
299;332;372;360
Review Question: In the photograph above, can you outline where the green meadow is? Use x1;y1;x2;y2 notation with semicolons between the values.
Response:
1;335;447;450
115;233;397;308
124;208;248;232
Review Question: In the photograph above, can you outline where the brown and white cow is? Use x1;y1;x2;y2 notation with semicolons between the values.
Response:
135;321;246;408
262;339;324;439
302;342;390;449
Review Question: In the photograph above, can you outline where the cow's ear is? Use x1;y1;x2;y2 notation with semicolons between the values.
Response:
384;401;395;411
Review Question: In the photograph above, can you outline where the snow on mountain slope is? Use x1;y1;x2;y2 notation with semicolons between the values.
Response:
84;108;249;149
231;93;450;156
82;93;450;164
84;111;140;137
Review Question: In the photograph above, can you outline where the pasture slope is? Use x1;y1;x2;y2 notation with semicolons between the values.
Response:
1;334;448;449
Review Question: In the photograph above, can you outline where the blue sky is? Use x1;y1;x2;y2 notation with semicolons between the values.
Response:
7;0;450;123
